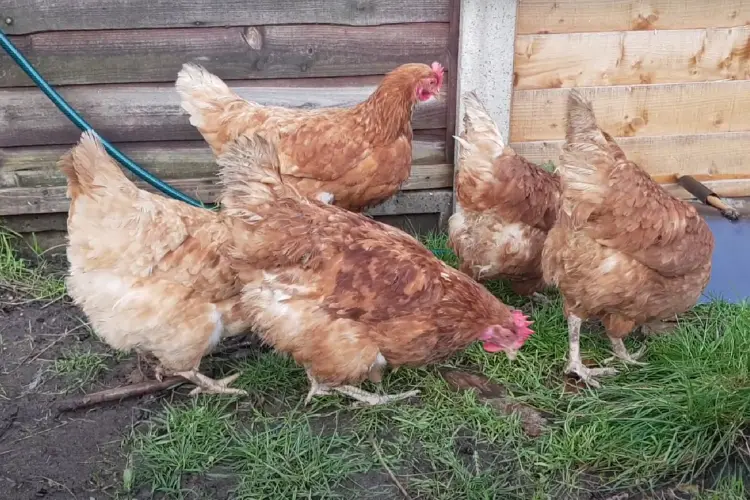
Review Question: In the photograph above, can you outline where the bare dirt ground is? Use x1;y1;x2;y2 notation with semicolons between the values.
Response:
0;298;150;500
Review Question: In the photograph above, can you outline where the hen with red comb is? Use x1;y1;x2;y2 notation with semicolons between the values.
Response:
177;61;447;212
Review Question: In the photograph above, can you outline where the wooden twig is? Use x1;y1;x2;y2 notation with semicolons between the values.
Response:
55;376;185;413
370;436;413;500
54;336;260;412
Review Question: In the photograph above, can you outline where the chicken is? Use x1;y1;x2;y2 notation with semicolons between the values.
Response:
175;62;444;211
214;134;535;406
448;92;561;299
59;131;253;396
541;90;715;387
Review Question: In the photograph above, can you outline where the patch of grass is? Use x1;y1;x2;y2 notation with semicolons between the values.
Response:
540;160;557;173
52;347;109;392
126;234;750;498
128;399;237;495
0;228;66;302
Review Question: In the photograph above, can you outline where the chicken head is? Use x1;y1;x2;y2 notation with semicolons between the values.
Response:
478;309;535;360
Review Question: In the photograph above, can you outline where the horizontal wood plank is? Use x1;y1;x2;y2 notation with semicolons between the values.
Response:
1;24;449;87
0;133;447;188
511;131;750;181
510;81;750;142
1;0;451;34
517;0;750;34
0;77;446;147
0;164;454;216
514;27;750;90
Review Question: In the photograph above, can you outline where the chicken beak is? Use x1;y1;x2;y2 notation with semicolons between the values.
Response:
505;348;518;361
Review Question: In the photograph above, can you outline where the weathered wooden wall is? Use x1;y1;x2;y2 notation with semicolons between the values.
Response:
510;0;750;198
0;0;460;233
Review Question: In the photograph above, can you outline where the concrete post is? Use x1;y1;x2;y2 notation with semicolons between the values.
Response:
452;0;519;212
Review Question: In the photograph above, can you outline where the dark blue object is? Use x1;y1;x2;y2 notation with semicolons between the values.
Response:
0;28;214;209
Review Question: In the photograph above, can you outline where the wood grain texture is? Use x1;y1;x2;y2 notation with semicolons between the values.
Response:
0;77;446;147
514;27;750;90
0;165;454;216
0;133;446;189
510;81;750;142
517;0;750;34
443;0;461;164
1;24;450;87
1;0;451;34
512;131;750;180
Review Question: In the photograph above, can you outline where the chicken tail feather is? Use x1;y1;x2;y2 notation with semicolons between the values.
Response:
455;91;505;173
176;63;251;151
565;89;605;145
461;91;504;147
217;134;302;210
58;131;132;200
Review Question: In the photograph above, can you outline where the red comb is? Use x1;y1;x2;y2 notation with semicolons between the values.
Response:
511;309;535;341
431;61;445;87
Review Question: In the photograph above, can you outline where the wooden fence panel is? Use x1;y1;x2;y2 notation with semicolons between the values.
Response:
514;27;750;90
0;132;446;189
511;1;750;196
510;81;750;142
0;78;446;147
1;24;450;87
1;0;451;34
517;0;750;34
0;0;459;221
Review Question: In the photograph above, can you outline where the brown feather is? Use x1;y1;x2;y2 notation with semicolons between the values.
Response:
448;92;561;294
177;63;442;211
542;90;715;340
216;134;531;387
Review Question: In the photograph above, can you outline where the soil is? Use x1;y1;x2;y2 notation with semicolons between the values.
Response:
0;297;155;500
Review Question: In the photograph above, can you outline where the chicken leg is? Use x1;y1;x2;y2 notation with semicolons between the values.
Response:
175;370;248;396
304;370;419;406
564;314;618;388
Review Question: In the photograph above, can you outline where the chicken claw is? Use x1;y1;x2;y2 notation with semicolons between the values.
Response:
175;370;248;397
603;338;647;366
565;360;618;389
303;371;418;406
334;385;420;407
304;376;333;405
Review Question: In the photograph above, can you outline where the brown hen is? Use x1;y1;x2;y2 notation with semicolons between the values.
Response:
449;92;561;298
176;62;444;211
60;132;251;396
541;90;715;387
216;134;535;406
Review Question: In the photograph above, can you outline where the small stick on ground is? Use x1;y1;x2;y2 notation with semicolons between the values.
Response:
370;436;413;500
55;337;259;412
55;376;185;413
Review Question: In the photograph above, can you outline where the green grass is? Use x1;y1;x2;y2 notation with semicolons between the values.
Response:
0;228;66;302
52;346;110;392
109;234;749;498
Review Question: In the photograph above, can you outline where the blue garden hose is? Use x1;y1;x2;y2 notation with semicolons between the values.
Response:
0;28;214;209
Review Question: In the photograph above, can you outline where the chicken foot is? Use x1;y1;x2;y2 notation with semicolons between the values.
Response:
174;370;248;397
335;385;420;407
304;370;419;406
564;314;618;388
603;338;647;366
